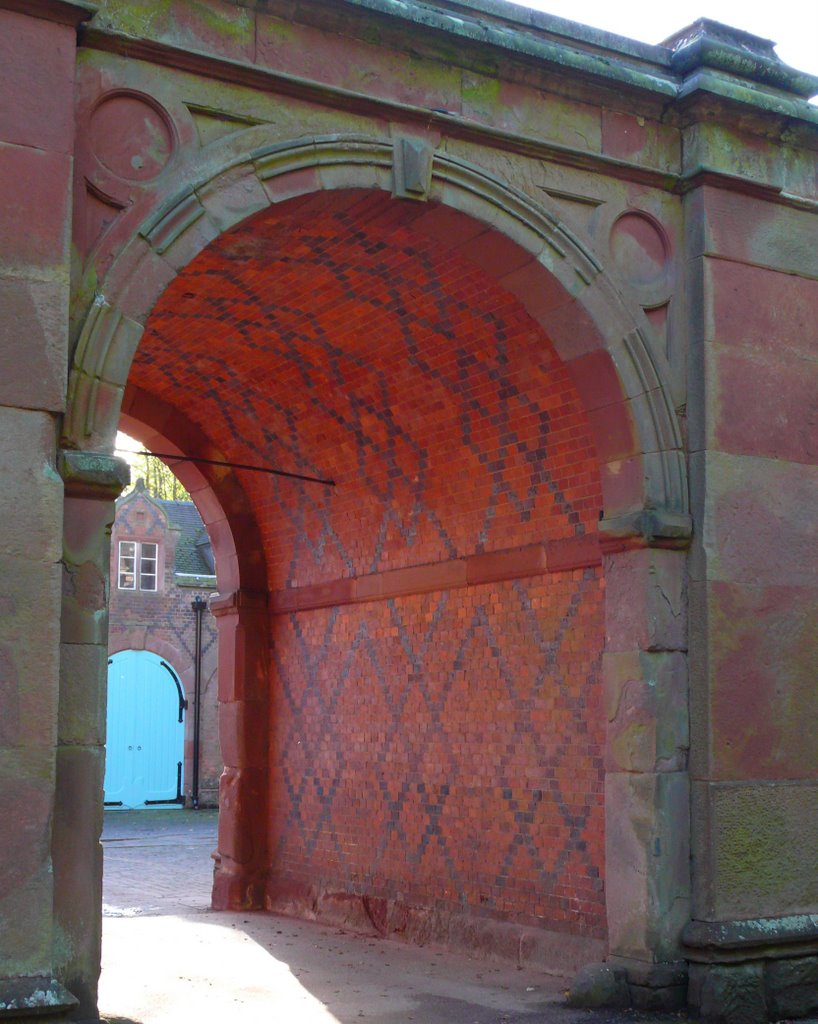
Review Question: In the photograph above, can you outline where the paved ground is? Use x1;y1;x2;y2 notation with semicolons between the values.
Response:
99;810;690;1024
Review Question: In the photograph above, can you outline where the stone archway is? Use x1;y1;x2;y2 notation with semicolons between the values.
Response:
68;135;689;534
116;403;271;907
62;134;692;1007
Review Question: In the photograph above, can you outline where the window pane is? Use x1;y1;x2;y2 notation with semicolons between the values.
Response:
139;543;158;591
118;542;136;590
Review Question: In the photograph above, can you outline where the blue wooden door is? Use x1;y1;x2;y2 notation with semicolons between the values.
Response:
104;650;185;808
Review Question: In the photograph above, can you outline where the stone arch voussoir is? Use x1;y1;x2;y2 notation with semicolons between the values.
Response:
108;636;191;682
66;132;690;546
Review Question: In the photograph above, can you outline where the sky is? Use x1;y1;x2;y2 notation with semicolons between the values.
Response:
509;0;818;82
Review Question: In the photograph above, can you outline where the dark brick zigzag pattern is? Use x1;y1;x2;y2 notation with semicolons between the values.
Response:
271;571;604;935
134;191;601;591
133;190;606;937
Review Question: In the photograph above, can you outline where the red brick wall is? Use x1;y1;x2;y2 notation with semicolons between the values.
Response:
271;572;604;935
131;189;606;938
108;491;222;805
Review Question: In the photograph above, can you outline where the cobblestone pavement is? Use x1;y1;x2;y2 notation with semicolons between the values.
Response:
99;810;691;1024
102;807;217;918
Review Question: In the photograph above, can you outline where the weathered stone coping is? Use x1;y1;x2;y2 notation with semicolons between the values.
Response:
332;0;676;95
85;0;818;114
667;18;818;98
685;915;818;963
351;2;818;120
391;0;674;66
343;2;818;99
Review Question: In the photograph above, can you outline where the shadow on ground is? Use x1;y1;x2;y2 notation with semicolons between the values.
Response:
102;907;692;1024
99;810;692;1024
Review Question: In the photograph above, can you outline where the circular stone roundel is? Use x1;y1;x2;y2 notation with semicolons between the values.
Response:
609;210;670;288
89;91;175;183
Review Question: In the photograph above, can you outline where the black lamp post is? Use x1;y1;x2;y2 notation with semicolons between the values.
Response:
191;595;208;810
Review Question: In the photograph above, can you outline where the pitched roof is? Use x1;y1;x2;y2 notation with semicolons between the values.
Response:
158;499;215;576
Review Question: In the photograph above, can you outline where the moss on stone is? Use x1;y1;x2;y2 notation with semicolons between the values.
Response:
462;73;502;111
94;0;174;38
95;0;252;46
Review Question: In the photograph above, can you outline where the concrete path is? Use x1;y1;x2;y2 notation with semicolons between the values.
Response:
99;810;689;1024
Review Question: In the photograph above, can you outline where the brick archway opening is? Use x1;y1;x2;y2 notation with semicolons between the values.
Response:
124;187;608;962
106;424;225;813
115;406;270;900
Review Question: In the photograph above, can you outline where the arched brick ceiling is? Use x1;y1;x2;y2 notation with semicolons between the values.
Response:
130;189;601;591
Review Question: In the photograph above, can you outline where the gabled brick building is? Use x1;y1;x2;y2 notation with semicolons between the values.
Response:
108;480;221;808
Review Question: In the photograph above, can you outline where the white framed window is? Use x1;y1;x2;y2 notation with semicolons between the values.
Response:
118;541;158;592
139;542;158;591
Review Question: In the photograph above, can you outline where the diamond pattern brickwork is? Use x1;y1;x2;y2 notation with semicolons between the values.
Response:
131;189;606;938
271;572;605;935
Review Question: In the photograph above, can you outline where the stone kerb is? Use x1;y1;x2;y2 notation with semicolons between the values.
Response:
65;131;690;542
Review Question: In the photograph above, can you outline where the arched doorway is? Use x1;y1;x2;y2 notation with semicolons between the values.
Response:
104;650;186;809
63;136;691;1012
125;185;609;950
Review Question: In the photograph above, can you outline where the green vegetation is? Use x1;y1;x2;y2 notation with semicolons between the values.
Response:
124;451;191;502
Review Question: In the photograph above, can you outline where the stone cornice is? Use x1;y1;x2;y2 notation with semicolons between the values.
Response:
424;0;671;66
294;1;818;110
354;3;818;111
323;0;677;97
135;0;818;118
667;18;818;99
